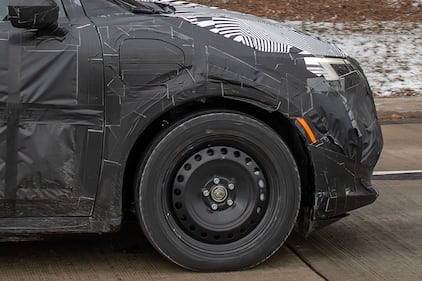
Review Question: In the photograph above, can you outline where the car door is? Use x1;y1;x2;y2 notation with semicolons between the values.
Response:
0;0;104;217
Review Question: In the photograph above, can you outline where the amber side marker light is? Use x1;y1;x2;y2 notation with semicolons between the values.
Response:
296;117;317;144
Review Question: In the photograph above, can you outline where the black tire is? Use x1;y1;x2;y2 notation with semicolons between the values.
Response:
136;111;301;271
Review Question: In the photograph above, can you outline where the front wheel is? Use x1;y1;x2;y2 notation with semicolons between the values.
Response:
136;111;301;271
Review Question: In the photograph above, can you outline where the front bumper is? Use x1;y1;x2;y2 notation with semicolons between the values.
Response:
297;57;383;234
309;145;379;220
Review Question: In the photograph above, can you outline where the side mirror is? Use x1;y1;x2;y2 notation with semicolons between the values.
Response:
8;0;59;30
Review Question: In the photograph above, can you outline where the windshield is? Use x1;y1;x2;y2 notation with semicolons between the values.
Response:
109;0;175;14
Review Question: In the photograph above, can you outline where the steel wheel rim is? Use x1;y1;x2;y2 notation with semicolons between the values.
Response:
171;145;268;244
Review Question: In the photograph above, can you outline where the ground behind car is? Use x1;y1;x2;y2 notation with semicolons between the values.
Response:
192;0;422;22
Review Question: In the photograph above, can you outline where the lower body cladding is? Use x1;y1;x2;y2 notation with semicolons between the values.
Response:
301;145;380;233
297;65;383;234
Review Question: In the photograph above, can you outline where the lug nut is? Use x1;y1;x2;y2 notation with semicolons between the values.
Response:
227;199;234;206
202;190;210;197
213;177;220;184
211;203;218;210
228;183;235;190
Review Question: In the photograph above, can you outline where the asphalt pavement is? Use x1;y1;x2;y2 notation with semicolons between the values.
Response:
0;122;420;281
288;179;422;281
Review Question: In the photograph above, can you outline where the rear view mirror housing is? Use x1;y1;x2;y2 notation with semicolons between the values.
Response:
8;0;59;30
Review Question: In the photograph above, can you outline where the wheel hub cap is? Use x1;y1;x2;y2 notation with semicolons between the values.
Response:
210;185;228;203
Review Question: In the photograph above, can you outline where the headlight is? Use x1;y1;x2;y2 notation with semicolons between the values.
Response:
303;57;355;81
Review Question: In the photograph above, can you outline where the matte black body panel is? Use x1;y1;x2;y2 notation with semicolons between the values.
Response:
0;0;104;218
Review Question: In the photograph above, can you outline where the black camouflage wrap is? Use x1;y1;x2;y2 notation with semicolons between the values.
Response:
0;0;382;237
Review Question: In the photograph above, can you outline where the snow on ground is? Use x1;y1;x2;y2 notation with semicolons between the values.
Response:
287;21;422;96
413;0;422;7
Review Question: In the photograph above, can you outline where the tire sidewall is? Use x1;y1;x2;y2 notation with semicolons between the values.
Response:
136;112;301;271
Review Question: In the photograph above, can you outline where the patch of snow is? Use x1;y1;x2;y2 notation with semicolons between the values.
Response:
286;21;422;96
413;0;422;7
385;0;402;7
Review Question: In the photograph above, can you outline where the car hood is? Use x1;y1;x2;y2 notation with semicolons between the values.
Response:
143;0;346;57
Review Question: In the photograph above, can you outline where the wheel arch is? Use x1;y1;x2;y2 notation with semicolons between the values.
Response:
121;96;315;219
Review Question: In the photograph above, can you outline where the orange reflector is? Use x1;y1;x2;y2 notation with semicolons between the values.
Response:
297;117;317;144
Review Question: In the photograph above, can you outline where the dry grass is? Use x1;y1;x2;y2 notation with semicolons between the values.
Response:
191;0;422;22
